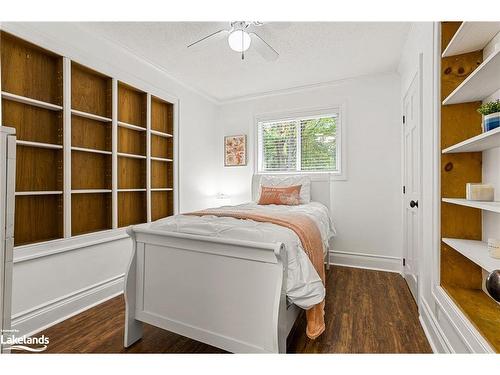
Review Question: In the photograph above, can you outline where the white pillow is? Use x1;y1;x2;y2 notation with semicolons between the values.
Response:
257;175;311;204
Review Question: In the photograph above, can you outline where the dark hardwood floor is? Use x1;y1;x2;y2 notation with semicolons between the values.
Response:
32;266;432;354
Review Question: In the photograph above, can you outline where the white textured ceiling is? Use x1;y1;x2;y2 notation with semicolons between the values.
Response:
77;22;410;102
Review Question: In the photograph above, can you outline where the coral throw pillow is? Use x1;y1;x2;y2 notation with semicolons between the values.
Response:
258;185;302;205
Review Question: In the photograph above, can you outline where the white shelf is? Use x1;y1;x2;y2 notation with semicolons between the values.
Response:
442;198;500;213
442;238;500;272
117;152;147;159
151;188;173;191
150;156;173;162
16;140;63;150
443;48;500;105
71;189;112;194
150;129;173;138
118;189;147;192
1;91;63;111
118;121;146;132
15;191;63;196
71;109;112;123
442;22;500;57
71;146;112;155
442;127;500;153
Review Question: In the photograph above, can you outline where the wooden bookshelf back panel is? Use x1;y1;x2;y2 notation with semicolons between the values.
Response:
441;22;462;54
151;191;173;221
441;103;482;149
118;127;146;156
151;97;173;134
441;244;482;289
71;193;112;236
441;51;483;100
118;157;146;189
1;32;62;105
443;285;500;352
72;115;111;151
151;134;168;159
118;191;146;227
72;62;112;117
2;99;62;145
166;137;173;159
14;194;63;246
72;151;111;190
16;146;62;191
151;160;172;189
118;83;146;127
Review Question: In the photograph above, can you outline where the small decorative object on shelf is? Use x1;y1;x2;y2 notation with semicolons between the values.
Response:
486;270;500;303
477;99;500;132
466;183;494;201
488;238;500;259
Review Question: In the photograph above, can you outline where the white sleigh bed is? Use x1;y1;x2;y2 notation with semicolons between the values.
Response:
123;174;333;353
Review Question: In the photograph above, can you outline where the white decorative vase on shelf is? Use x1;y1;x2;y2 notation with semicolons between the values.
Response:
483;112;500;132
488;238;500;259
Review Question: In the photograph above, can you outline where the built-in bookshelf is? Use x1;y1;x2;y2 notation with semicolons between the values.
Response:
440;22;500;352
0;31;176;247
71;63;113;235
117;82;147;227
0;31;64;246
150;96;174;221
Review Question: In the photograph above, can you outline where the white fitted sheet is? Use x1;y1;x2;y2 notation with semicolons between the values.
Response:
150;202;336;309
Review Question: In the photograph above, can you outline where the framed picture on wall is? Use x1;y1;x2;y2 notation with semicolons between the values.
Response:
224;135;247;167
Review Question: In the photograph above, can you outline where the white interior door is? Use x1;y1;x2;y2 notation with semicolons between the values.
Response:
402;70;421;302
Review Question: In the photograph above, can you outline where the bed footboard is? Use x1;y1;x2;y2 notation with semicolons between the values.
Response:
124;226;289;353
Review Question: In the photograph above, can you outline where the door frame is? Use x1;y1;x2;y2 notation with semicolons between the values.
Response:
401;53;424;303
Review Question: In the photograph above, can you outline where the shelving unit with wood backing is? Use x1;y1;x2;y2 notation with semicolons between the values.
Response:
1;31;64;246
150;96;174;221
117;82;147;227
1;30;177;249
440;22;500;352
70;63;113;236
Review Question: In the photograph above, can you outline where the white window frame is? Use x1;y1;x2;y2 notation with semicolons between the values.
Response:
254;105;346;180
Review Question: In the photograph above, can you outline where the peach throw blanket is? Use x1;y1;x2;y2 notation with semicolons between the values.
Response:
186;209;326;340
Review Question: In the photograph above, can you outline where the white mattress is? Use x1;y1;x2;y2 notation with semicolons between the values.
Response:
150;202;336;309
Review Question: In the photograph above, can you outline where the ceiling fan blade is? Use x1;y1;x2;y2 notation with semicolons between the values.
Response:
187;29;228;48
249;32;279;61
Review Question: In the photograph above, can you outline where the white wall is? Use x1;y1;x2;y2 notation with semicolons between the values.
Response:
215;73;403;270
1;22;219;335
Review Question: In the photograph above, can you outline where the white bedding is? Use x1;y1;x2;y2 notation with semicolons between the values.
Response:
150;202;336;309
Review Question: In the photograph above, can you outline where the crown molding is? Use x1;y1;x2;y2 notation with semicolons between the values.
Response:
217;70;399;105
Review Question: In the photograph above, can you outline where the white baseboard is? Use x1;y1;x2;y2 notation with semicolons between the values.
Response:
329;250;401;273
418;298;449;353
11;274;124;338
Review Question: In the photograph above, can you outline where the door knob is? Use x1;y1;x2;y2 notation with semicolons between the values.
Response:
410;200;418;208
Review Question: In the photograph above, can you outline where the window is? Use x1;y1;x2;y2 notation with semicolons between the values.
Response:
257;111;341;174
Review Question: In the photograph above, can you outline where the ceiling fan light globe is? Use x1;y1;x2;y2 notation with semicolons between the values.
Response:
228;30;251;52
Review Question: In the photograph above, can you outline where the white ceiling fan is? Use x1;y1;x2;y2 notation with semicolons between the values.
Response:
187;21;279;61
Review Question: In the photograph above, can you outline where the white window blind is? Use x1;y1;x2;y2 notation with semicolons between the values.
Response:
258;113;339;173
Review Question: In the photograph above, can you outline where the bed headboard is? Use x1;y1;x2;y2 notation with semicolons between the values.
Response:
251;174;333;213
